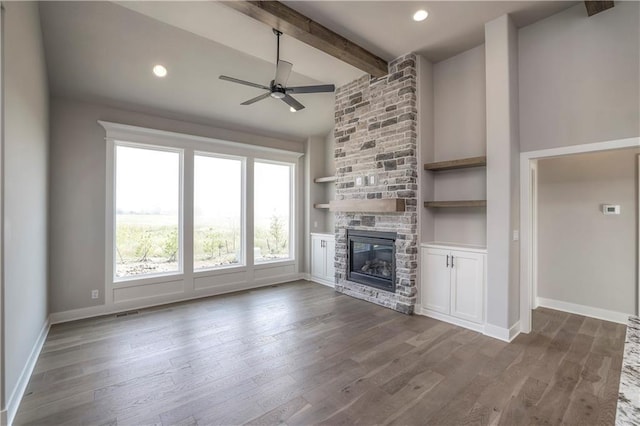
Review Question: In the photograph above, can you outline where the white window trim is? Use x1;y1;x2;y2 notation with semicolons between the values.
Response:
100;121;303;308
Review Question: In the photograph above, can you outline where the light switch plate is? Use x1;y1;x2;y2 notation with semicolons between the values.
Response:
602;204;620;215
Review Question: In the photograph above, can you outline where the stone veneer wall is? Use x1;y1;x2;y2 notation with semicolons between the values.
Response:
333;54;418;314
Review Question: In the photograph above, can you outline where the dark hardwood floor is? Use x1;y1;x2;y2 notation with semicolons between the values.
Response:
14;280;626;425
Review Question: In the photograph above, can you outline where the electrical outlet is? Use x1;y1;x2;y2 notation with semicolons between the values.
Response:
313;221;318;228
91;289;99;299
513;230;519;241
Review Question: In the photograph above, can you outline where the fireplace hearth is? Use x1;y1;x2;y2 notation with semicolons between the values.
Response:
347;230;397;293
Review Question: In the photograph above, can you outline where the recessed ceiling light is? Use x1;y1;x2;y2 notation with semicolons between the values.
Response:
289;107;297;113
153;64;167;78
413;10;428;22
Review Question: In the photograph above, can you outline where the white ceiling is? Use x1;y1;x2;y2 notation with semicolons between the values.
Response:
39;1;578;142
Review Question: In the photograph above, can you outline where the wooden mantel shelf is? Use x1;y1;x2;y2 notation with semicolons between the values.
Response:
330;199;405;213
314;176;337;183
424;200;487;208
424;156;486;171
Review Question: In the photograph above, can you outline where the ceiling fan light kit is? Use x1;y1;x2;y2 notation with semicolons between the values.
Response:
219;28;335;112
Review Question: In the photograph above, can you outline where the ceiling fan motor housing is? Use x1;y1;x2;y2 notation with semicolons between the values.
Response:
270;81;286;99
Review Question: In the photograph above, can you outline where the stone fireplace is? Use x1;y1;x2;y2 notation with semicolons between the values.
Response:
333;54;418;314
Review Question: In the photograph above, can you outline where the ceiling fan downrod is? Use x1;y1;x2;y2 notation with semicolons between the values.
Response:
273;28;283;63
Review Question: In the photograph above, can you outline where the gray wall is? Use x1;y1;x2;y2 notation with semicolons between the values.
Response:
519;1;640;152
432;44;486;246
324;130;336;233
3;0;49;412
49;97;303;313
537;148;639;315
485;14;520;330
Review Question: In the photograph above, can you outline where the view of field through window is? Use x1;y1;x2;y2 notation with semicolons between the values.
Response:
194;155;242;270
115;145;180;278
115;144;293;280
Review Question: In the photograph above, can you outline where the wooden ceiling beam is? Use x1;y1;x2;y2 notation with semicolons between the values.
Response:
221;1;389;78
584;1;614;16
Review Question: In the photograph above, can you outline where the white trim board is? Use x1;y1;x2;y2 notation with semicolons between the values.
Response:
5;319;50;426
416;306;520;343
98;121;304;162
50;274;306;325
483;321;521;343
519;137;640;334
537;297;630;325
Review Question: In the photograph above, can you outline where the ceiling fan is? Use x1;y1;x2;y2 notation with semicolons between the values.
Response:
219;29;335;112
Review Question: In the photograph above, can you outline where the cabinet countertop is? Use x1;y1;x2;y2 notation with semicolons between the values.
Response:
311;232;335;238
421;241;487;253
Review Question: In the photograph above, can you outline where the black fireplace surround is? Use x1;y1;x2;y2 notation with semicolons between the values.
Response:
347;230;397;293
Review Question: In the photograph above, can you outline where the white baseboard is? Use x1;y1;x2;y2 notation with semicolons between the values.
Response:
484;321;521;342
417;307;485;334
6;318;50;425
537;297;630;325
417;305;520;343
307;275;335;288
50;273;306;324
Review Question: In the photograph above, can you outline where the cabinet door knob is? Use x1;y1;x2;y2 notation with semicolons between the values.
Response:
446;255;449;268
451;255;454;268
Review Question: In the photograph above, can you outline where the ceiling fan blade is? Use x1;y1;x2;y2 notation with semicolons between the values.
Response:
286;84;336;94
241;92;271;105
219;75;269;91
274;60;293;87
282;94;305;112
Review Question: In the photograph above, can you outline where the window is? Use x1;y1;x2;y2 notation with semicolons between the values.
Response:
114;144;182;279
254;161;294;263
194;154;244;270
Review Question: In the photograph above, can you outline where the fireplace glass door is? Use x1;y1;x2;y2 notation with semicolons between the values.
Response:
347;230;396;292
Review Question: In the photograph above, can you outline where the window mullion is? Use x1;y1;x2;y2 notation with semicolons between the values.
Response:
246;158;255;267
183;149;194;283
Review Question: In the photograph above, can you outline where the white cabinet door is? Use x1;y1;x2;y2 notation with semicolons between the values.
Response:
450;250;484;324
422;248;451;314
311;235;325;280
324;237;335;283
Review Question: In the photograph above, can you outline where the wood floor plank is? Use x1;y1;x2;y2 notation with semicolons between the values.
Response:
13;281;627;426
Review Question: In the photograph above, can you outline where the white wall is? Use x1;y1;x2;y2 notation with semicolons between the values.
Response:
519;1;640;152
2;2;49;420
537;148;639;316
49;97;304;314
432;44;486;246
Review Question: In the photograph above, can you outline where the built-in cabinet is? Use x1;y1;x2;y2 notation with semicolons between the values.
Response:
420;243;486;330
311;233;335;287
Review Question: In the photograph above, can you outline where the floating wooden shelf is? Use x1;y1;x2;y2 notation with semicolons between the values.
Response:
424;156;486;171
313;203;331;209
314;176;337;183
424;200;487;208
330;199;405;213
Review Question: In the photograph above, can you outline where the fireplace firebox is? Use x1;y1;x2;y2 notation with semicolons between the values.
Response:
347;230;396;292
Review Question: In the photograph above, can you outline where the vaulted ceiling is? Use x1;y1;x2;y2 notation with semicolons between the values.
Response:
39;1;577;141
